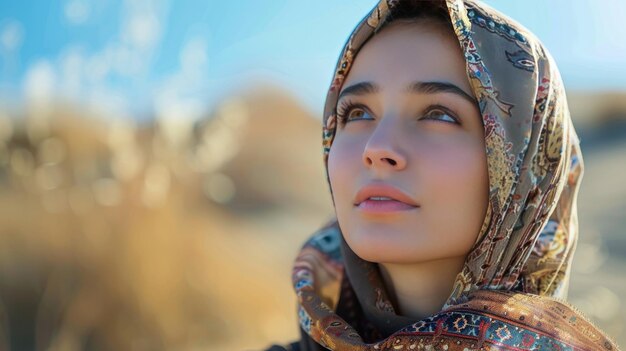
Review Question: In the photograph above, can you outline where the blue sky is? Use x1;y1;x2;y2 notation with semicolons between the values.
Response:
1;0;625;119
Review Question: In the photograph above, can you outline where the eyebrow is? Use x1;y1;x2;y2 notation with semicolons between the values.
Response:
338;81;477;105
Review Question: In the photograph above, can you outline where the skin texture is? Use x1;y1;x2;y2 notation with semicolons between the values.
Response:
327;19;490;319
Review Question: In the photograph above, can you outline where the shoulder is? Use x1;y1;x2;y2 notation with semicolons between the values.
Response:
441;290;619;351
293;219;345;311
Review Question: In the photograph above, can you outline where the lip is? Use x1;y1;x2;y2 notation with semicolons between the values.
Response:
354;182;419;214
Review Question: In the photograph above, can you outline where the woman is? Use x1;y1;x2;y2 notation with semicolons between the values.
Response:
267;0;619;350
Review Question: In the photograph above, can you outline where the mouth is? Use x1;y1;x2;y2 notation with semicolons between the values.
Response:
355;197;419;214
353;183;420;214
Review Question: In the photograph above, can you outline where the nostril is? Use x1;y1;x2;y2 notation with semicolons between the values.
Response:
363;155;400;167
384;158;397;166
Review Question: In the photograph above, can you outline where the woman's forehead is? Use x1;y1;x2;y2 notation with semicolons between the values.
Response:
340;22;473;98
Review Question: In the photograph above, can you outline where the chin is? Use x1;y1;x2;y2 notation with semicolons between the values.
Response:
343;229;422;263
351;245;427;264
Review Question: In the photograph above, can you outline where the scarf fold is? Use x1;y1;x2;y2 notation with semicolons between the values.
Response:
289;0;620;350
293;224;617;350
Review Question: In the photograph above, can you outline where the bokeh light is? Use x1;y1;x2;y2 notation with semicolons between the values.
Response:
0;1;624;350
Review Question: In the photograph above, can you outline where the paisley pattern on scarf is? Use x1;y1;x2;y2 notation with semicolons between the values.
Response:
282;0;620;350
292;226;617;351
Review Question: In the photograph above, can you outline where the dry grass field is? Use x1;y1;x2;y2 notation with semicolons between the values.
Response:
0;87;623;350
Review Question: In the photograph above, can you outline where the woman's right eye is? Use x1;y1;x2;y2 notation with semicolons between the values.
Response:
346;108;368;121
338;104;373;124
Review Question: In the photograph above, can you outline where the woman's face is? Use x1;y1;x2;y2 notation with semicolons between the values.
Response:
328;20;489;264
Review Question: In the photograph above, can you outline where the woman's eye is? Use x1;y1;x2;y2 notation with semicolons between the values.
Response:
338;104;458;125
421;109;459;124
343;107;373;123
347;108;366;121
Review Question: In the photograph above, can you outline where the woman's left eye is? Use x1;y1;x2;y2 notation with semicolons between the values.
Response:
421;109;459;124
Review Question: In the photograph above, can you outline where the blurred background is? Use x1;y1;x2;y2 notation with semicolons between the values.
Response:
0;0;624;350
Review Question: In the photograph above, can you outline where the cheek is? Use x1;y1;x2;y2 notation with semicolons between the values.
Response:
420;138;489;231
327;135;363;204
411;136;489;257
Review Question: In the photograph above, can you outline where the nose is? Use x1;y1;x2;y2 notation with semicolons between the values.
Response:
362;118;407;170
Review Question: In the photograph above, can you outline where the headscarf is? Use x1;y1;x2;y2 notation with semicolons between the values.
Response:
286;0;620;350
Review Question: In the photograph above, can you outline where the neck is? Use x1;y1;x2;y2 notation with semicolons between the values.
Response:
378;256;465;320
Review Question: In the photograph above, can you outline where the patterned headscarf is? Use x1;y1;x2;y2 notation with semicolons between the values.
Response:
288;0;619;350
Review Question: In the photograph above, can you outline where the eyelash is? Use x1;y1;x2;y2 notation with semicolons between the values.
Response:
336;100;460;126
